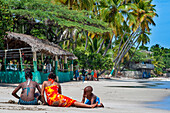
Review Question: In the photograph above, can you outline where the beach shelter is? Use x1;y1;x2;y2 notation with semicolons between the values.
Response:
0;32;76;83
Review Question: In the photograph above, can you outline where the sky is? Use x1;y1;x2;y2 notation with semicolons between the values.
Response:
146;0;170;49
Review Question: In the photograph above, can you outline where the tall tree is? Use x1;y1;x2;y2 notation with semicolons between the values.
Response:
0;0;12;49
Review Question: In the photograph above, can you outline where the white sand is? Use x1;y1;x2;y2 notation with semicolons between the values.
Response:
0;78;170;113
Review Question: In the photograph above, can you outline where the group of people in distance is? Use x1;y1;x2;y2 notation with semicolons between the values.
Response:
75;68;100;82
12;68;104;108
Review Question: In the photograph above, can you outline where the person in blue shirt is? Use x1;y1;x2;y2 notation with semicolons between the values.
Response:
81;67;86;82
81;86;104;107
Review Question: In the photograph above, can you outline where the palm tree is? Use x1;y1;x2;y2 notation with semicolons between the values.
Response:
97;0;130;56
131;0;158;32
137;31;150;46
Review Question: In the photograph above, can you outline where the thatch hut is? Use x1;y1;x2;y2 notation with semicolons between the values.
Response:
0;32;77;83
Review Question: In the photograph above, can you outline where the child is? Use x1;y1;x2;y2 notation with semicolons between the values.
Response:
81;86;104;107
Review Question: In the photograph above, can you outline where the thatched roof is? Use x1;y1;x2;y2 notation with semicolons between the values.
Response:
6;32;74;56
67;56;78;60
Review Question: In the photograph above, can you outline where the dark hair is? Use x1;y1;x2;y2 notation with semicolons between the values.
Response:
25;68;32;78
48;72;56;80
84;86;93;92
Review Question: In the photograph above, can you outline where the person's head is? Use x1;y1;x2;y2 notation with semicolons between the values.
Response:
48;72;56;80
84;86;93;97
25;68;33;80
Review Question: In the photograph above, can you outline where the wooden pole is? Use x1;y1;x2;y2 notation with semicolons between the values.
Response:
70;60;74;80
33;51;41;83
41;53;44;72
4;50;7;83
55;56;59;81
33;51;37;72
19;49;23;72
64;56;68;70
4;50;7;71
70;60;73;72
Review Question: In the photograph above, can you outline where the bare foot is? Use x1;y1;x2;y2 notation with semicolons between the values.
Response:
52;101;60;106
91;102;98;108
99;103;104;107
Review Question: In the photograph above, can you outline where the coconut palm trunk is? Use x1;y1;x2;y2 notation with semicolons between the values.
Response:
97;38;104;53
103;36;114;56
114;31;142;69
115;27;141;62
121;42;141;71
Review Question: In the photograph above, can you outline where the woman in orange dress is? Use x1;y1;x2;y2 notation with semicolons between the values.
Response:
41;73;98;108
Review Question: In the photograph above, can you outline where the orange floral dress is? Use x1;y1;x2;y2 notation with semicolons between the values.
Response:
45;85;76;107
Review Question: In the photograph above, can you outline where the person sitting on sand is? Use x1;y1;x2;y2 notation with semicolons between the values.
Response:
12;68;41;105
41;73;98;108
81;86;104;107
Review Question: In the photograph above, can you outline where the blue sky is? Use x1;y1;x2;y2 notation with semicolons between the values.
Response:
146;0;170;49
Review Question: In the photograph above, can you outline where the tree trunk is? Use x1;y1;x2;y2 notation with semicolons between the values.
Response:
72;28;77;50
60;28;68;41
97;38;104;53
114;31;142;68
121;42;141;71
112;32;134;63
113;28;140;63
117;31;126;55
102;41;111;56
103;36;114;57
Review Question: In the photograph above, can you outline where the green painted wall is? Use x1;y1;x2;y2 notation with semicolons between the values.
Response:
70;71;74;80
0;70;73;83
64;63;68;70
0;71;24;83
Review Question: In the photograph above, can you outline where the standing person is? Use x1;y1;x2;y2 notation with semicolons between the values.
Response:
75;64;79;81
97;70;100;81
93;70;97;81
91;70;94;81
46;61;52;73
12;68;41;105
81;86;104;107
88;69;92;81
0;61;2;71
41;73;98;108
82;67;86;82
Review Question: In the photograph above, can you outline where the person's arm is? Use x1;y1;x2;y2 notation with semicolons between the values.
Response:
91;94;96;105
12;84;21;99
58;84;62;94
36;82;41;94
81;90;85;103
41;82;46;104
81;95;85;103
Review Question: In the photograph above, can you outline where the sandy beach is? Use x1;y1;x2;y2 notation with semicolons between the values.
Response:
0;78;170;113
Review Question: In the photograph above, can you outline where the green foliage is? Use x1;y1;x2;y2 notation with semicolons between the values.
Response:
150;44;170;75
73;47;113;70
0;0;158;73
139;45;149;51
30;28;46;39
131;44;169;75
4;0;111;33
131;50;151;62
0;0;12;49
151;56;165;75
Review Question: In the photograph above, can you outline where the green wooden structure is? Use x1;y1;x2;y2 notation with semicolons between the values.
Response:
0;32;77;83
